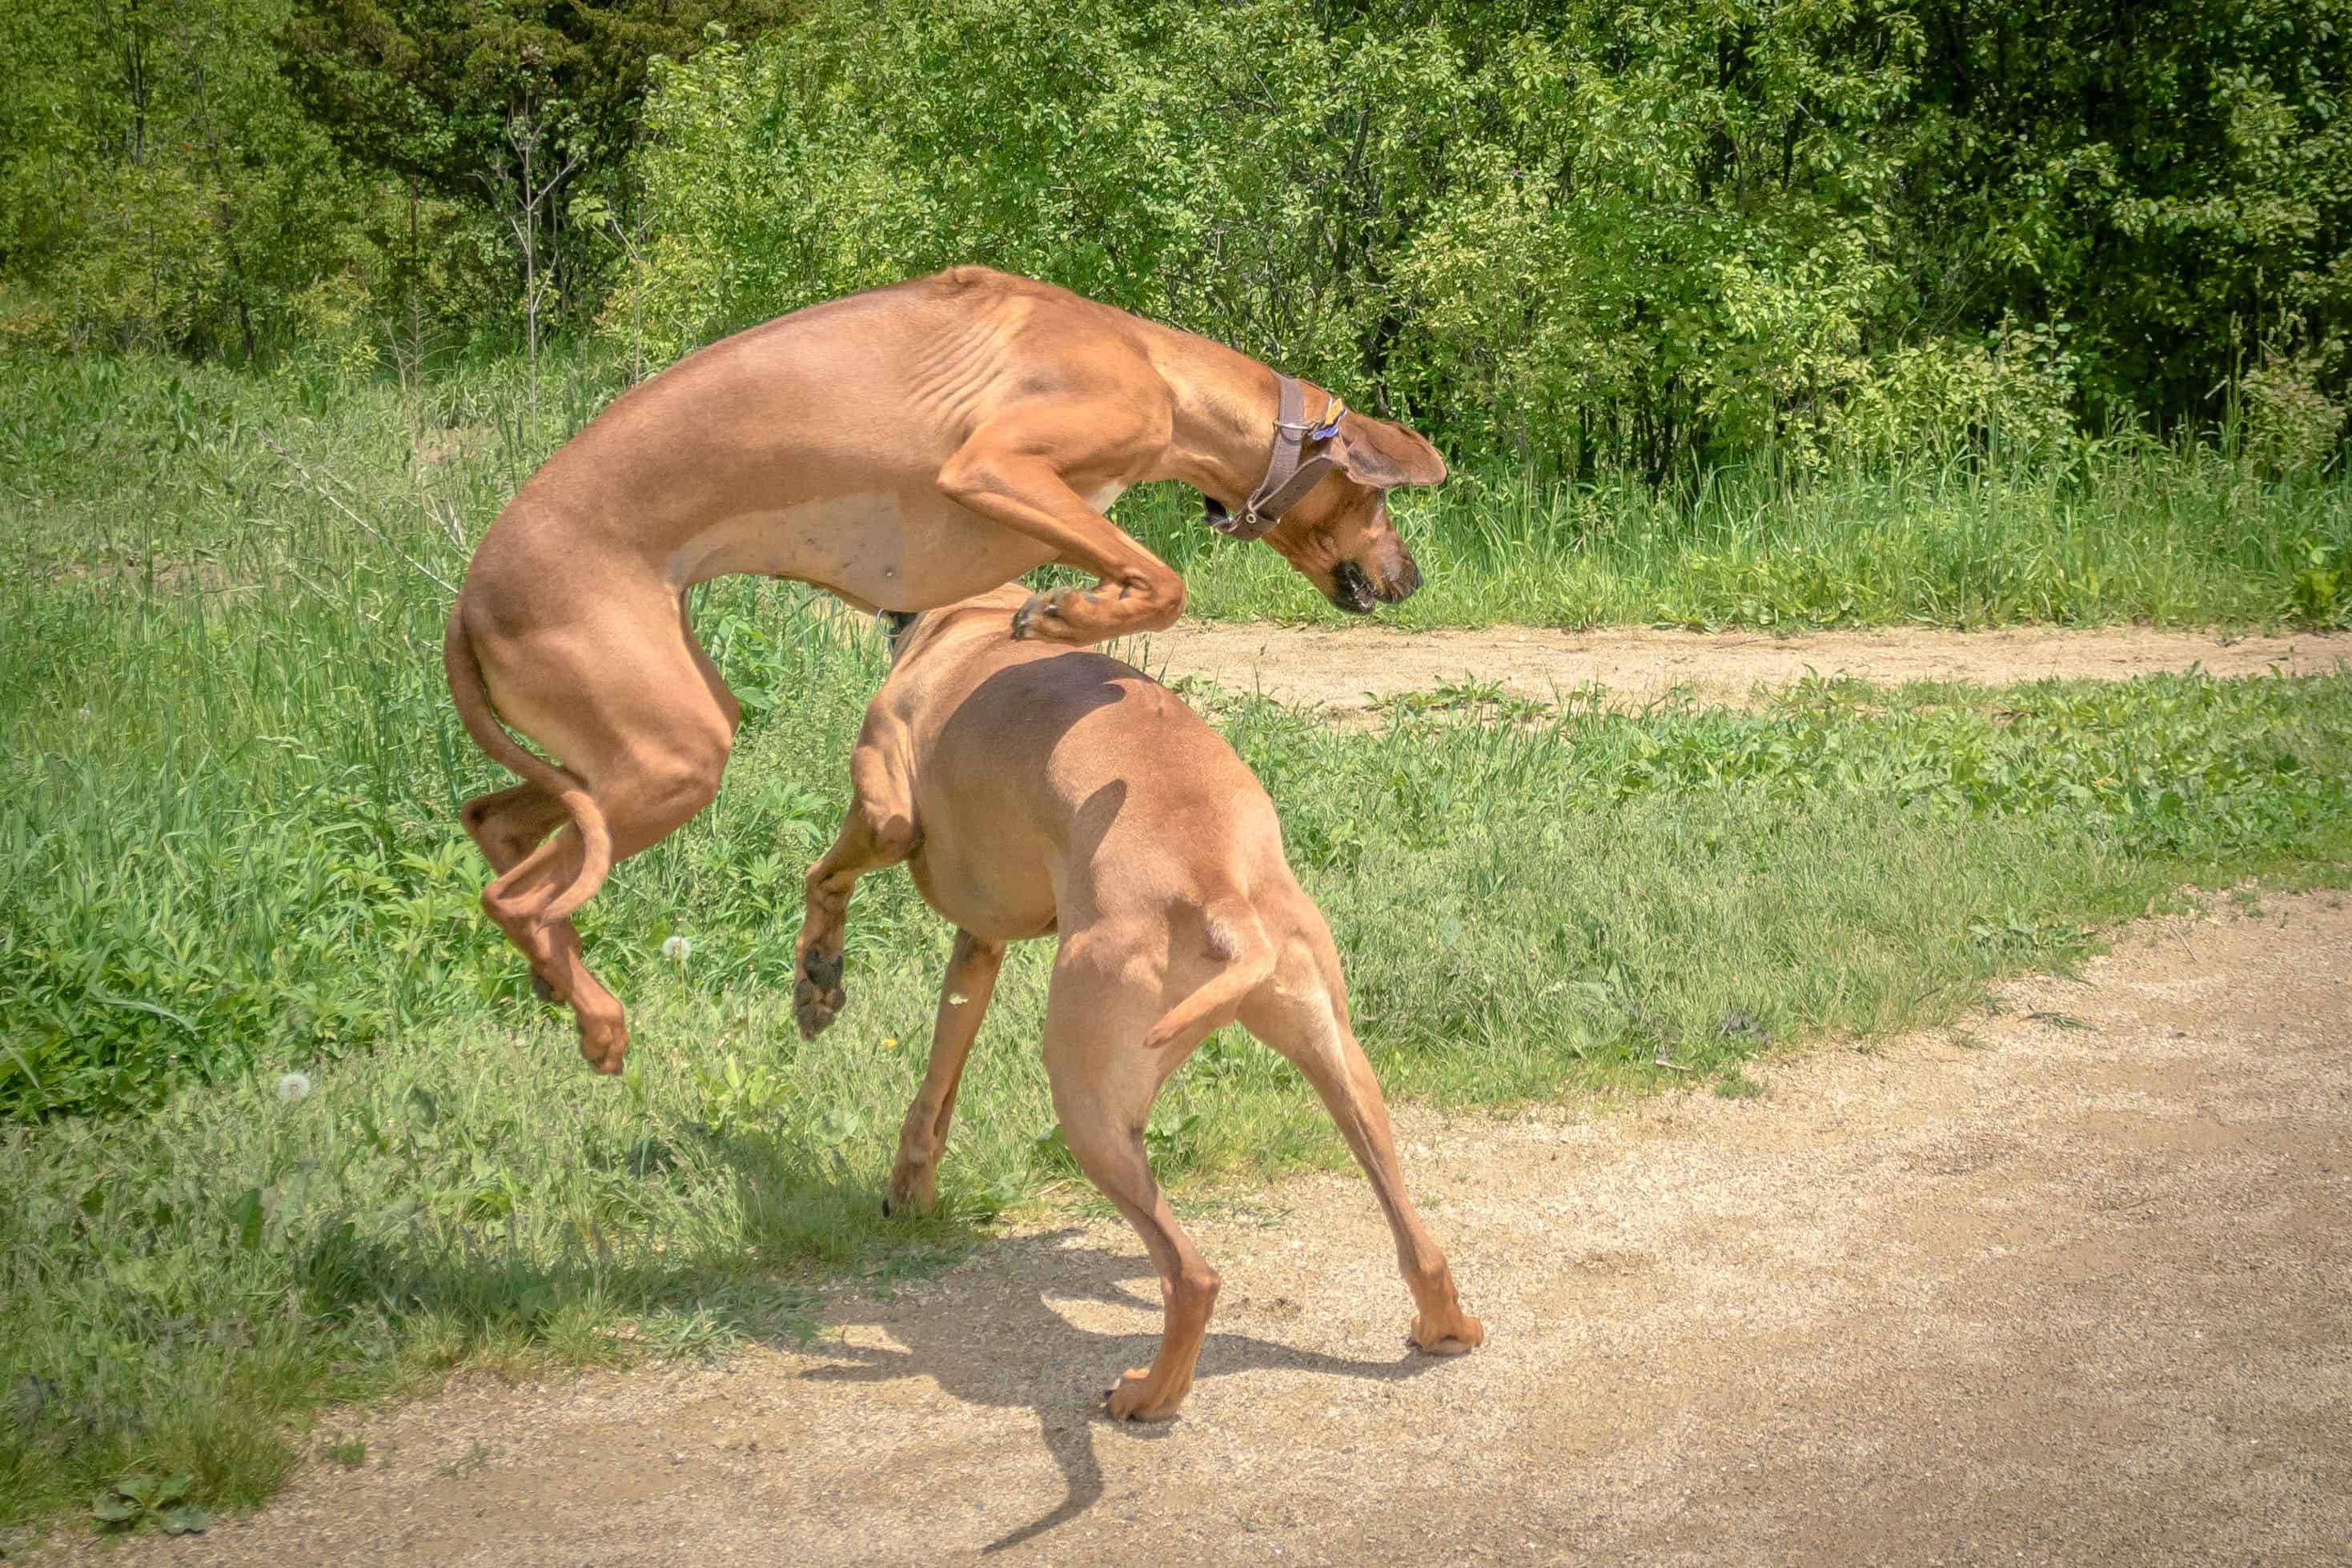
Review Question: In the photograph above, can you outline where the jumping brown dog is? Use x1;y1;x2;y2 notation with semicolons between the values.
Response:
796;583;1483;1421
444;267;1445;1073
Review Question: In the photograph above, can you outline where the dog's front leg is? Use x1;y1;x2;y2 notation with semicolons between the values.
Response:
885;929;1007;1217
937;430;1183;645
795;743;918;1040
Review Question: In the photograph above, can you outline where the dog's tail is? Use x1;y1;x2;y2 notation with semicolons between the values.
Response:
1143;895;1276;1053
443;602;613;928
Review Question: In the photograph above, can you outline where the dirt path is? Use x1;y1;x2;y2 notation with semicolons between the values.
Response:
1122;623;2346;712
67;890;2352;1566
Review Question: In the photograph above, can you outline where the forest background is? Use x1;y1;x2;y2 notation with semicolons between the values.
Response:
6;0;2348;475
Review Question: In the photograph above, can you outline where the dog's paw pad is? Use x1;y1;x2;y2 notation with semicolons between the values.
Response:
793;953;846;1039
1011;592;1060;641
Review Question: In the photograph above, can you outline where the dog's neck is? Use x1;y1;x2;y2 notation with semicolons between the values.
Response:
1155;341;1296;511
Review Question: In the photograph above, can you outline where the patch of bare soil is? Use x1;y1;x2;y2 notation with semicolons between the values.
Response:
1121;622;2346;712
52;889;2352;1566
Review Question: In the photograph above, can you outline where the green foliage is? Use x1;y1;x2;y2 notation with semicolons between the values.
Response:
278;0;801;203
626;0;2351;469
0;0;383;357
1900;0;2352;429
6;0;2346;468
0;0;802;360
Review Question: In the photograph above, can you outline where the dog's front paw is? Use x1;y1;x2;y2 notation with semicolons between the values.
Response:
794;948;846;1040
1009;591;1059;641
1011;587;1111;644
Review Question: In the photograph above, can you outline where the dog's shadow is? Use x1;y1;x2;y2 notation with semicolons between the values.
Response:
787;1227;1444;1553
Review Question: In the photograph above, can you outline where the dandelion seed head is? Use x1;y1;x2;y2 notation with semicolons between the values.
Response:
660;934;692;963
277;1071;312;1102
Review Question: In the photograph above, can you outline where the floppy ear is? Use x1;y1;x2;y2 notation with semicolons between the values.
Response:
1329;411;1448;490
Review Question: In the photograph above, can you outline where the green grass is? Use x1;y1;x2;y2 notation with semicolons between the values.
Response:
6;344;2352;1533
3;346;2347;637
1122;452;2352;631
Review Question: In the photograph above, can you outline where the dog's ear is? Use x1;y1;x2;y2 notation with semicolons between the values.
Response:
1328;411;1447;490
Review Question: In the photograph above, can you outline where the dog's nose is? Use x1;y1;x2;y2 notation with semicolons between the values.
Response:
1379;555;1423;604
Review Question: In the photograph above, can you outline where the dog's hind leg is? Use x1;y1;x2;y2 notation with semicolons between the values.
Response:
885;929;1007;1217
459;783;570;997
1042;946;1221;1421
1238;936;1484;1357
472;597;741;1074
477;740;732;1073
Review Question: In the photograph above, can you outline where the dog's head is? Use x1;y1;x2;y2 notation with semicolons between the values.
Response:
1254;410;1443;615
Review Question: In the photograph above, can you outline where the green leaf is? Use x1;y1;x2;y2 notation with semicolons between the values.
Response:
230;1186;265;1251
161;1506;211;1536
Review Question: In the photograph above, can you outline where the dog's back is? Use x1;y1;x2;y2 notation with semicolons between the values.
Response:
870;587;1292;956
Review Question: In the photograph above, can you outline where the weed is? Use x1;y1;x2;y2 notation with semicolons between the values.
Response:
92;1472;206;1536
1715;1071;1768;1100
438;1441;501;1478
324;1437;369;1470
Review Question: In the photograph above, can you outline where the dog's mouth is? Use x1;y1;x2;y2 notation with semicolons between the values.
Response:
1328;558;1420;615
1328;560;1379;615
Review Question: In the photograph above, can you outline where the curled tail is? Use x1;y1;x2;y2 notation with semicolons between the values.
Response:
1143;895;1276;1053
443;603;613;928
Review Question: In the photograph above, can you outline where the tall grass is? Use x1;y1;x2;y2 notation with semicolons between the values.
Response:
5;344;2352;1529
1123;443;2352;630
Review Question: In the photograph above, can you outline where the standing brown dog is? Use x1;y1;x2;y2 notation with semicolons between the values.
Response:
797;584;1483;1421
444;267;1444;1073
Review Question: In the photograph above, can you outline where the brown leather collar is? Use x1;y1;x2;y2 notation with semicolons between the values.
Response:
1204;375;1347;541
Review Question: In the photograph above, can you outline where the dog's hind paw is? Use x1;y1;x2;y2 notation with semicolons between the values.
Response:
882;1163;937;1218
793;950;846;1040
1104;1367;1186;1422
1410;1309;1485;1356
